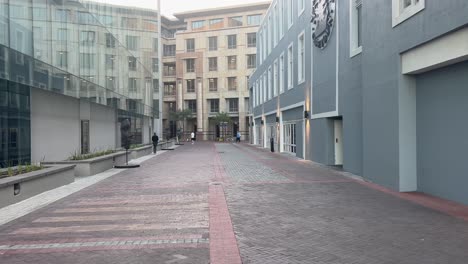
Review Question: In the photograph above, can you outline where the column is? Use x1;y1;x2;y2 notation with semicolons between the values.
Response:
196;78;203;138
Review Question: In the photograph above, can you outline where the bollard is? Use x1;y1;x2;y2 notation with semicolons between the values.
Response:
270;138;274;152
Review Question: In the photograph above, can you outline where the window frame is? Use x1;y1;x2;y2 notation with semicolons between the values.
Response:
392;0;425;27
297;31;305;84
350;0;363;57
287;43;294;89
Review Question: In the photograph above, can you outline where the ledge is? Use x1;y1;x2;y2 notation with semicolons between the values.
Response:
0;165;76;189
44;151;126;165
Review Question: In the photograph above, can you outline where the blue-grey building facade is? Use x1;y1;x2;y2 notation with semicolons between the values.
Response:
250;0;468;205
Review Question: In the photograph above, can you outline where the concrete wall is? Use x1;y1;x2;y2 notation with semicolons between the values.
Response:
416;61;468;205
89;103;117;151
31;88;122;162
31;88;80;162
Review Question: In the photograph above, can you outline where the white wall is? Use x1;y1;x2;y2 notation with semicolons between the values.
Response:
31;89;119;161
31;89;80;162
89;103;117;151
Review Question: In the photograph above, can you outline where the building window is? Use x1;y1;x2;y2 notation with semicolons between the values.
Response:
209;57;218;71
126;36;139;51
247;14;262;25
106;77;116;90
106;33;116;48
164;45;176;56
274;4;279;45
57;28;67;43
228;77;237;91
186;59;195;73
186;79;195;93
186;38;195;52
227;56;237;70
228;16;243;27
128;78;139;92
208;36;218;51
55;9;69;22
57;51;68;68
128;56;137;71
263;24;267;59
268;15;272;54
288;0;294;27
121;17;138;28
227;35;237;49
186;100;197;113
392;0;425;27
153;38;159;52
247;33;257;48
164;83;176;96
283;123;297;153
258;31;263;62
164;63;176;76
78;11;95;25
152;58;159;73
299;0;305;14
298;32;305;83
192;20;206;30
227;98;238;113
100;15;115;26
247;54;256;69
153;79;159;92
287;44;293;89
268;67;272;100
80;31;95;46
280;0;284;37
350;0;363;57
141;19;157;30
80;53;95;69
273;60;278;97
279;53;284;93
209;18;224;29
209;99;219;113
209;78;218;92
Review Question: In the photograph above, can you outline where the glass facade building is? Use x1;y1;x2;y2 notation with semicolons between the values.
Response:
0;0;160;167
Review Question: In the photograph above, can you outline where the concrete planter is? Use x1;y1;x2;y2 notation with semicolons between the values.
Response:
43;151;127;177
0;165;75;209
129;141;175;159
129;145;153;160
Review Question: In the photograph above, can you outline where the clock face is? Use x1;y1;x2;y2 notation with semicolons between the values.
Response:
311;0;336;49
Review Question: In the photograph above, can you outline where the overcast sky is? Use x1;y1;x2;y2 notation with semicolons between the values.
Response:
91;0;269;18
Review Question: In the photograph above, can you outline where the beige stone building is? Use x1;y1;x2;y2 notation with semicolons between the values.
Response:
161;2;270;140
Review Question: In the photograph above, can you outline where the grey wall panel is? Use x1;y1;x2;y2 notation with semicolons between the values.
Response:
282;106;303;122
296;120;304;159
263;99;278;113
265;114;276;124
31;89;80;162
90;103;116;151
309;118;334;165
312;15;337;114
253;107;263;117
416;61;468;205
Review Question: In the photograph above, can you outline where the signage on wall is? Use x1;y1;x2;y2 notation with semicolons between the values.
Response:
311;0;336;49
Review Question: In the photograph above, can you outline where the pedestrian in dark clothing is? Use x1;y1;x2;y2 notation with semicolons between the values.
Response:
152;133;159;154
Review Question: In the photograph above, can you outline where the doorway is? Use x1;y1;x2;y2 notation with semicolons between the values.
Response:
334;119;343;165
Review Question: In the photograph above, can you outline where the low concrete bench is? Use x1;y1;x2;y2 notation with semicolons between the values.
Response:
0;165;75;209
43;152;126;177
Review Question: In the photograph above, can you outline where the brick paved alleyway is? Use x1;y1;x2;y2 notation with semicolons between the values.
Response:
1;142;468;263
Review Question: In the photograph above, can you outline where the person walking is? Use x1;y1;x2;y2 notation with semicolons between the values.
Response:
191;131;195;144
236;131;241;143
152;133;159;154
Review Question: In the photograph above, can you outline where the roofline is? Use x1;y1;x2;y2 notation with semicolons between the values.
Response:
173;1;271;20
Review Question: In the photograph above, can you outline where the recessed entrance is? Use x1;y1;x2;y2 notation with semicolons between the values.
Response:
334;119;343;165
